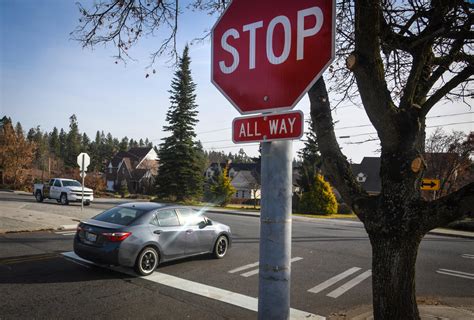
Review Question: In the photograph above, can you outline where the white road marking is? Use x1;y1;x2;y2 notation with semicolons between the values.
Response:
56;231;76;236
437;269;474;280
461;254;474;259
228;261;260;274
240;257;303;278
326;270;372;298
308;267;361;294
61;252;324;319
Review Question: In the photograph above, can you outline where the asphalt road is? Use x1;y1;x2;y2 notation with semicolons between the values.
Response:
0;194;473;319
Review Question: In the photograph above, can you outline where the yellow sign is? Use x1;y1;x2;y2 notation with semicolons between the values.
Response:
421;179;440;191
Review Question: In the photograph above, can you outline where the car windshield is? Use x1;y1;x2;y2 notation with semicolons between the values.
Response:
93;206;146;226
62;180;82;187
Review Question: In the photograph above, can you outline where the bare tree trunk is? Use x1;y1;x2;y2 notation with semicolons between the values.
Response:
370;233;422;320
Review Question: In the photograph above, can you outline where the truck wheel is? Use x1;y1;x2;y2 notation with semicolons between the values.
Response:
35;191;43;202
60;193;69;205
84;201;91;206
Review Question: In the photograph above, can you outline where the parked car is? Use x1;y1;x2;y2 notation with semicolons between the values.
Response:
73;202;232;276
34;178;94;205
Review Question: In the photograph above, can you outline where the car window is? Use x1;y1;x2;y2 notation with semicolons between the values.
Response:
54;180;62;187
62;180;82;187
93;207;146;226
177;208;205;226
155;209;180;227
49;179;54;186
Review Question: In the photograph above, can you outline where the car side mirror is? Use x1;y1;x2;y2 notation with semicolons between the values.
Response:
206;218;213;226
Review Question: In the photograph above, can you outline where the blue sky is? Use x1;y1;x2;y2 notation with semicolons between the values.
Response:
1;0;472;163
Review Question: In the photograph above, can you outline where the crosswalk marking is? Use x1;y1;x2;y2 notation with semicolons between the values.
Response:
239;257;303;277
308;267;361;294
461;254;474;259
437;269;474;280
61;252;324;320
228;261;260;274
326;270;372;298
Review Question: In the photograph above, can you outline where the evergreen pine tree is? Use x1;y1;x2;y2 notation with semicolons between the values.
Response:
297;117;322;192
59;128;67;162
155;45;204;201
65;114;81;167
49;127;60;156
119;137;129;151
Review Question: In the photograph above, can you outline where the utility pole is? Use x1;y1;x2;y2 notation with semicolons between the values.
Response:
258;140;293;320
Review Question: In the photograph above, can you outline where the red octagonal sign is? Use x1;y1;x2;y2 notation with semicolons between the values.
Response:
212;0;335;114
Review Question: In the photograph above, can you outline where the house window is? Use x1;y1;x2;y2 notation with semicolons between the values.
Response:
242;190;245;198
235;191;239;198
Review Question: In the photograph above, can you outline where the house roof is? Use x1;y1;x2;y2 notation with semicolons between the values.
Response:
128;147;153;160
110;147;153;168
351;157;381;194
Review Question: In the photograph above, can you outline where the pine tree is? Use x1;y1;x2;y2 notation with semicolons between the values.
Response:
155;45;204;201
65;114;81;167
297;117;322;192
119;137;129;151
49;127;60;156
81;133;90;152
59;128;67;161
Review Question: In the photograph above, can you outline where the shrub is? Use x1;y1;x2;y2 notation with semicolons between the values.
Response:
298;174;338;215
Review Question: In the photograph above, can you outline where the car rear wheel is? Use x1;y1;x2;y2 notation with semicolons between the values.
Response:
35;191;43;202
60;193;69;205
135;247;159;276
213;235;228;259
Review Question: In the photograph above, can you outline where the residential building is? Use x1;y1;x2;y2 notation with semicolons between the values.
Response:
105;147;158;194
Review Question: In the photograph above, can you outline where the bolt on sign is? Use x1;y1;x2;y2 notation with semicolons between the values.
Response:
233;110;303;143
212;0;335;114
421;179;441;191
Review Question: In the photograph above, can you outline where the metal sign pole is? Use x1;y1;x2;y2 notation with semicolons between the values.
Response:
258;140;293;320
81;155;85;211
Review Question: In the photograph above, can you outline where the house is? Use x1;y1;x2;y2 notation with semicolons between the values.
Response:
105;147;158;194
350;157;382;195
205;162;261;200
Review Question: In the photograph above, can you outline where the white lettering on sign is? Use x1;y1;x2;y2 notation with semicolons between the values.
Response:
219;29;240;74
239;122;262;137
243;21;263;69
297;7;323;60
268;117;297;135
218;6;323;73
266;15;291;65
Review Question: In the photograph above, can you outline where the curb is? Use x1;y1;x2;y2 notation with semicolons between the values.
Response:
204;210;474;239
427;230;474;240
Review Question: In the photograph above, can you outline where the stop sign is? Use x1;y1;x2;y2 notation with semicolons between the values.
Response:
212;0;335;114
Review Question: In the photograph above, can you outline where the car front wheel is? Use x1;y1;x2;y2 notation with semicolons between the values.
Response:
60;193;69;205
213;235;228;259
135;247;159;276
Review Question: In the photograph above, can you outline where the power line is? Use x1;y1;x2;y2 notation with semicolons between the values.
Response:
196;111;473;135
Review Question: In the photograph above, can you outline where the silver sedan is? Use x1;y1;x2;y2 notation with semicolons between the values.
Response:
73;202;232;275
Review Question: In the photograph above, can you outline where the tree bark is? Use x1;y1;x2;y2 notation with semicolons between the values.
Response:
369;233;422;320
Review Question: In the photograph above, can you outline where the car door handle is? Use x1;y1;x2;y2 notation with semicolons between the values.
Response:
153;230;162;235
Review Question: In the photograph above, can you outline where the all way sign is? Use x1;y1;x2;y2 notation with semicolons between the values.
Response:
232;110;303;143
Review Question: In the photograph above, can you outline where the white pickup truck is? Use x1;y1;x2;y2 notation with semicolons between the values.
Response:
34;178;94;205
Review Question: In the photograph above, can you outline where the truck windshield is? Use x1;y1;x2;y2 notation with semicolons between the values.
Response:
62;180;82;187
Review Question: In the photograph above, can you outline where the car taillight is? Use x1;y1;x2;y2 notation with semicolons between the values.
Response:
102;232;132;242
76;225;83;233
